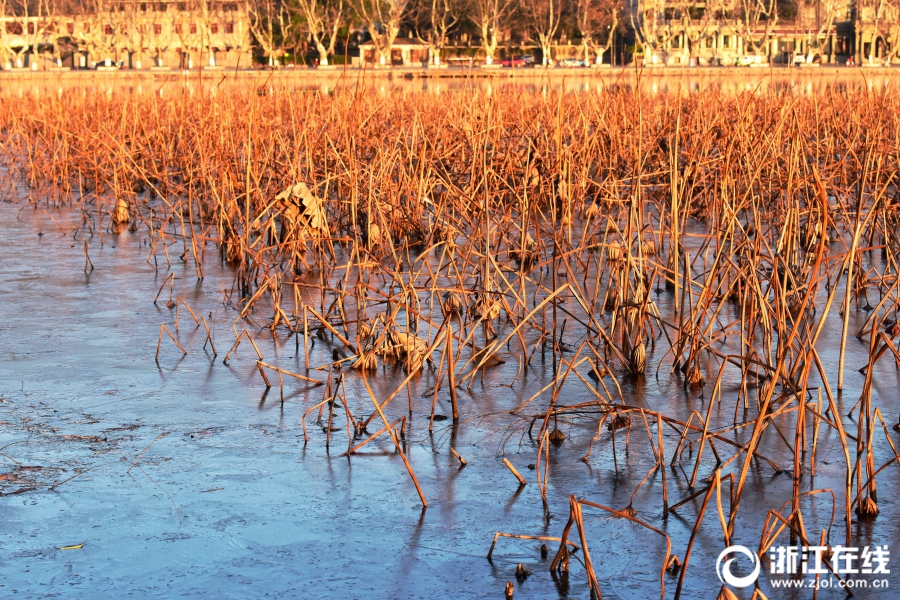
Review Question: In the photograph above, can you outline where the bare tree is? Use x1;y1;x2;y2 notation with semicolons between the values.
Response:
351;0;408;65
43;9;67;67
109;6;133;65
523;0;559;65
73;8;101;65
0;0;19;68
248;0;294;65
121;6;153;67
795;0;841;62
576;0;619;65
412;0;461;65
146;8;175;67
725;0;778;60
192;0;214;66
296;0;342;65
471;0;514;64
172;10;193;66
856;0;899;63
673;0;717;64
6;0;53;68
630;0;676;64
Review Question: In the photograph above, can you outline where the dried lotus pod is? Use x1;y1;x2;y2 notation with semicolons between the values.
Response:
442;291;463;316
357;320;375;344
686;363;705;387
585;201;603;219
856;496;879;520
112;199;131;224
607;413;632;431
377;330;428;373
588;363;608;381
607;240;623;262
548;429;565;445
470;293;501;321
275;182;329;238
625;307;640;330
368;222;382;246
629;341;646;374
854;267;868;294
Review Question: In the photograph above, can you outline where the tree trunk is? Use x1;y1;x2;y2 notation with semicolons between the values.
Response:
541;36;552;65
316;40;329;65
479;22;498;65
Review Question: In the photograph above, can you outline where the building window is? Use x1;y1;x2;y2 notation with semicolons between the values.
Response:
154;24;162;34
177;2;186;9
190;23;197;34
27;22;35;34
140;2;147;10
67;22;75;34
225;22;233;34
174;23;182;34
6;23;22;34
210;23;218;34
723;36;730;48
104;24;113;35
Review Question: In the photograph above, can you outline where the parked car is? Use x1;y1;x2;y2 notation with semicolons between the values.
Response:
558;58;587;68
793;53;821;65
500;56;529;68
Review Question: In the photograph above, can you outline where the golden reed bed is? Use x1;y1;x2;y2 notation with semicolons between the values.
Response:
1;82;899;598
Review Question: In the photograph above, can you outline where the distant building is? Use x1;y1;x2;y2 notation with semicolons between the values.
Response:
627;0;891;65
856;0;900;64
0;0;251;70
357;38;430;67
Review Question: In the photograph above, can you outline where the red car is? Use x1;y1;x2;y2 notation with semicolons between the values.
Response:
500;56;528;68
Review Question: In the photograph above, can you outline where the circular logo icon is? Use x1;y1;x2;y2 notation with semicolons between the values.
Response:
716;545;761;588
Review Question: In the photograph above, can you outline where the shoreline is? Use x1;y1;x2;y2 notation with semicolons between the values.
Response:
0;64;895;81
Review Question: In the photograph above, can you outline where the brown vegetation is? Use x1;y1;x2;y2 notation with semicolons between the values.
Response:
2;81;900;597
